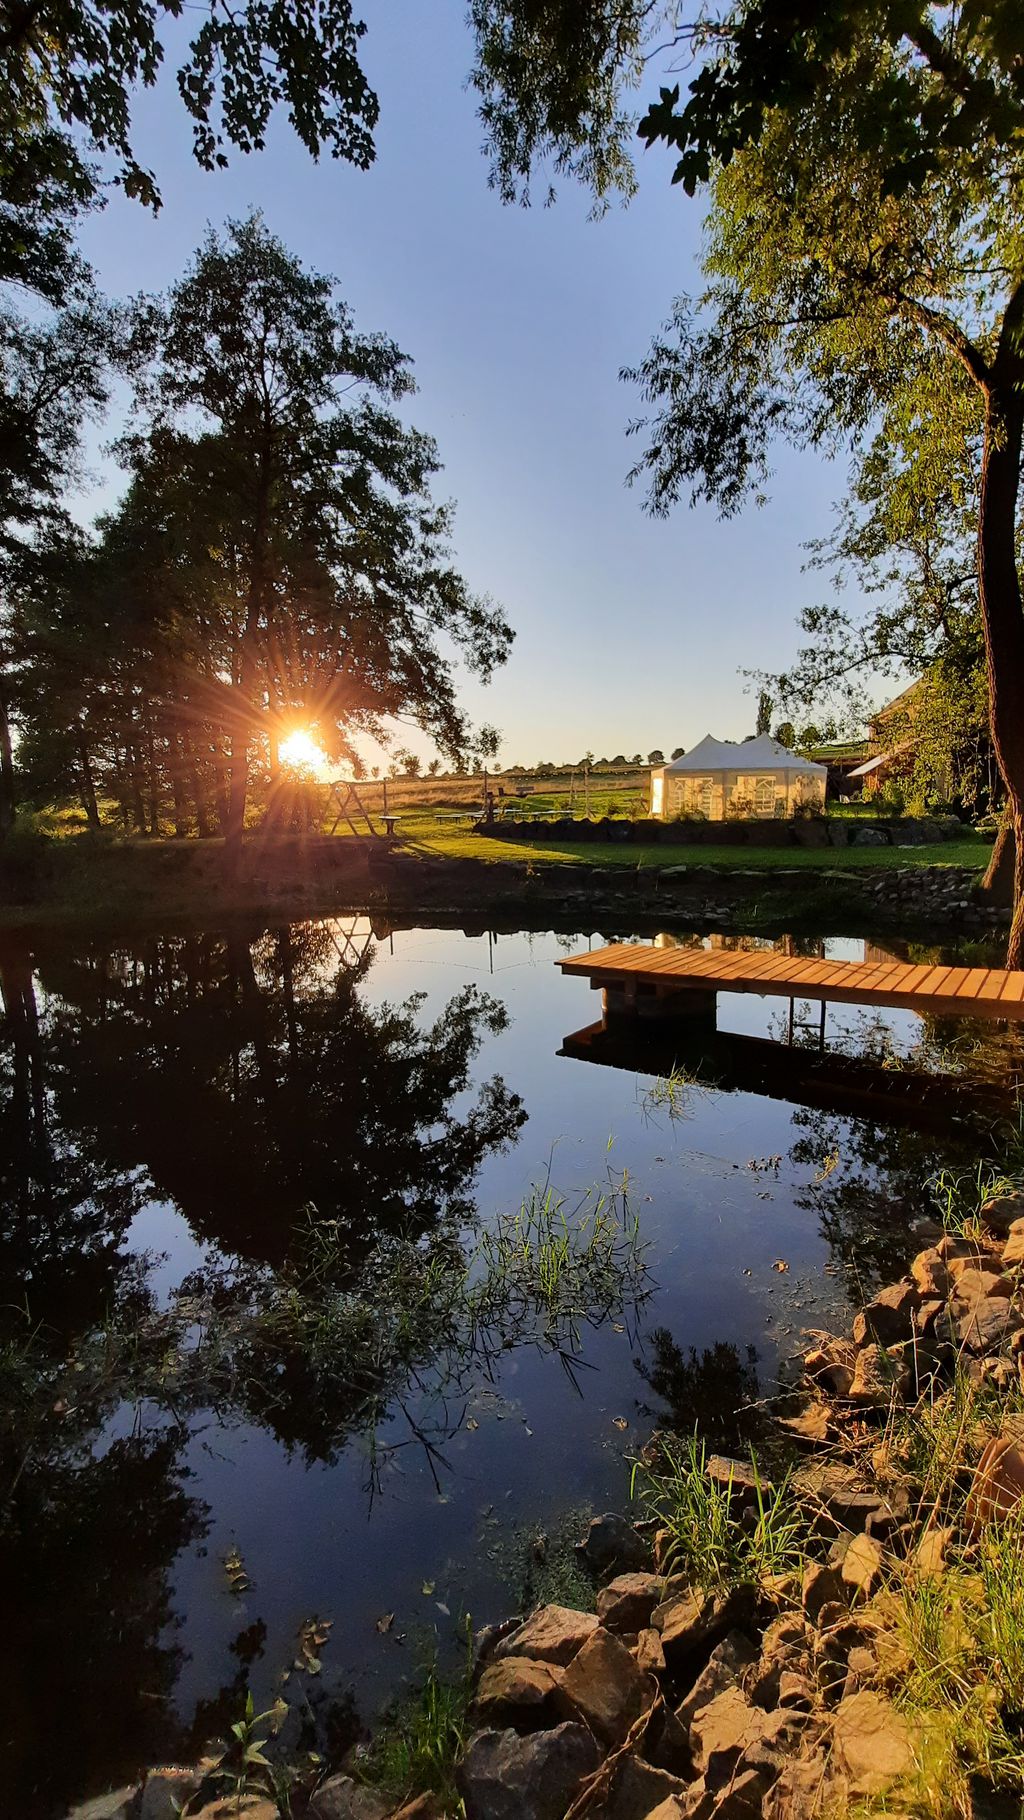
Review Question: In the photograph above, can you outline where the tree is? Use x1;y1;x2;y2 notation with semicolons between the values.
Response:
398;749;422;777
0;1;381;303
469;3;1024;962
88;215;511;846
647;748;664;764
671;746;685;761
773;722;796;751
755;689;772;737
427;757;441;777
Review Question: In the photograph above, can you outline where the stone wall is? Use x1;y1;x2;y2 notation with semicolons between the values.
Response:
484;815;966;849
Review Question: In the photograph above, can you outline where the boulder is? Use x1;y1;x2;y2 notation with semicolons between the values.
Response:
914;1526;952;1578
654;1585;756;1667
800;1563;845;1625
636;1627;667;1676
848;1342;910;1406
1003;1226;1024;1267
762;1754;835;1819
557;1625;657;1746
705;1456;772;1501
308;1777;392;1820
640;1703;693;1779
840;1533;883;1602
140;1771;200;1820
472;1656;562;1729
457;1724;601;1820
953;1267;1013;1303
64;1790;138;1820
676;1639;744;1731
494;1604;599;1667
689;1687;767;1781
577;1512;651;1575
832;1690;915;1794
910;1249;952;1298
852;1282;920;1348
980;1193;1024;1234
601;1756;691;1820
956;1296;1019;1353
597;1572;665;1635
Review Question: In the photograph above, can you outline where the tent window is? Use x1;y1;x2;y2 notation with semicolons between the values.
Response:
697;777;714;816
754;776;776;814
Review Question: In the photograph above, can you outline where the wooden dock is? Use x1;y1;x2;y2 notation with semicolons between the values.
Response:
557;942;1024;1022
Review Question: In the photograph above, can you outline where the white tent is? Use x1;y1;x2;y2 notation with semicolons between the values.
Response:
650;735;828;821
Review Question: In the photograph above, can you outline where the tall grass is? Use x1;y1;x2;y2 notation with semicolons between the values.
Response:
630;1435;801;1591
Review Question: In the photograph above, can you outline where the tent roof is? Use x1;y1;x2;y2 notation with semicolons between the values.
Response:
660;734;827;776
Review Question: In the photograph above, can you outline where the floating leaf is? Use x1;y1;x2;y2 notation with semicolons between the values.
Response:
772;1259;789;1273
466;1417;479;1431
612;1323;625;1334
612;1417;628;1431
436;1601;450;1616
376;1611;395;1633
421;1580;436;1596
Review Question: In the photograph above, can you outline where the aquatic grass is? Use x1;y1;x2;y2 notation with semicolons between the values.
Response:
362;1640;473;1811
640;1061;710;1122
629;1434;802;1592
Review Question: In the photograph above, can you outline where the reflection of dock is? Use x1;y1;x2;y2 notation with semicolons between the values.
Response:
558;943;1024;1023
558;1020;1010;1134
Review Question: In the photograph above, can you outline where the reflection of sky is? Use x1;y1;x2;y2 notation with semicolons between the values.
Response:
105;921;963;1737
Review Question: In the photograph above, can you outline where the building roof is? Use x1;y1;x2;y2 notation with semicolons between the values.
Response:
661;734;827;776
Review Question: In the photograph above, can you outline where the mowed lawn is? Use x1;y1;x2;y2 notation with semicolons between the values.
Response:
365;811;993;872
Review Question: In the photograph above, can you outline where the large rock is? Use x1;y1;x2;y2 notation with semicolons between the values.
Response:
308;1776;392;1820
840;1533;883;1603
601;1756;691;1820
472;1656;563;1729
910;1248;952;1298
597;1572;665;1635
800;1563;845;1625
848;1342;910;1406
457;1723;601;1820
557;1625;657;1746
793;1460;892;1535
955;1295;1019;1353
654;1585;756;1667
676;1632;755;1729
762;1754;836;1819
852;1281;920;1348
636;1626;667;1676
1003;1224;1024;1266
980;1193;1024;1234
140;1771;201;1820
832;1691;915;1794
64;1790;138;1820
688;1687;767;1781
953;1267;1012;1303
494;1604;599;1667
577;1512;651;1575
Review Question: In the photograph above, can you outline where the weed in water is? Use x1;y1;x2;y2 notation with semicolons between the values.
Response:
362;1634;473;1810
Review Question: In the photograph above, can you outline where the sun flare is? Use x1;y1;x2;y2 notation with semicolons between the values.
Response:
279;729;330;777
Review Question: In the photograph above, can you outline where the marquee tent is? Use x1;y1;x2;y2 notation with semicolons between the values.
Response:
650;735;828;821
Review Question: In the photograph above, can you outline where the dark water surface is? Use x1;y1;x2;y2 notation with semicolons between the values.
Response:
0;918;1018;1814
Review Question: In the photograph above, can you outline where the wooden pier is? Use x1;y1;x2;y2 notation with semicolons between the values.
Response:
557;942;1024;1023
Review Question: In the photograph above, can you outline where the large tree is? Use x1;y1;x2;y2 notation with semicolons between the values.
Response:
469;2;1024;961
63;215;512;842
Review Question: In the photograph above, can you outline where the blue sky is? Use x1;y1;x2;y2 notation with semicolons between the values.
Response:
72;2;879;769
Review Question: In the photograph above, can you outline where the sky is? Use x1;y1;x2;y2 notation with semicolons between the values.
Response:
70;2;885;770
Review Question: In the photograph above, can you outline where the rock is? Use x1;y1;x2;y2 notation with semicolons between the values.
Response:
390;1798;445;1820
1003;1227;1024;1266
457;1723;601;1820
708;1769;773;1816
597;1572;665;1635
803;1338;856;1397
689;1687;768;1782
472;1656;562;1729
577;1512;651;1575
841;1533;883;1602
966;1434;1024;1527
705;1456;772;1501
833;1690;915;1794
640;1703;693;1778
848;1342;910;1406
192;1802;278;1820
557;1625;657;1746
308;1776;393;1820
675;1641;743;1730
956;1295;1019;1352
980;1192;1024;1234
636;1626;667;1676
800;1563;845;1625
793;1460;893;1534
914;1525;953;1578
953;1267;1013;1303
910;1248;952;1298
494;1604;599;1667
778;1402;832;1445
140;1770;200;1820
762;1754;835;1818
852;1281;920;1348
602;1756;691;1820
777;1670;815;1710
655;1585;756;1666
64;1789;138;1820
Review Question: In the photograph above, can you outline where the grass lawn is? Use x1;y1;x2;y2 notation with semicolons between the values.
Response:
384;812;993;872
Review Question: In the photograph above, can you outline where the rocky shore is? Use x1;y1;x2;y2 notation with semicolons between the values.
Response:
69;1200;1024;1820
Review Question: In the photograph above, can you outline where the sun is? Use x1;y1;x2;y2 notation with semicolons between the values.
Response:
279;729;330;777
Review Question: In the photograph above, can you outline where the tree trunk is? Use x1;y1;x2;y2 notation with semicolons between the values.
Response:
77;734;101;830
0;672;15;837
980;810;1015;904
977;290;1024;968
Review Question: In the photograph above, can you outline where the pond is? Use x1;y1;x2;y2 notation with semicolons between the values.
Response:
0;917;1019;1816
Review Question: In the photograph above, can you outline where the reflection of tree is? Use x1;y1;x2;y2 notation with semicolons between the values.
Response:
0;1421;206;1815
634;1330;763;1455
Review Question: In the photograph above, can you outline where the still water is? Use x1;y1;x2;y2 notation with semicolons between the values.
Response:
0;918;1017;1814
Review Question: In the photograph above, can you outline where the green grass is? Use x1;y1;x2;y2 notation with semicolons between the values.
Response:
629;1434;802;1592
394;814;992;871
361;1648;473;1811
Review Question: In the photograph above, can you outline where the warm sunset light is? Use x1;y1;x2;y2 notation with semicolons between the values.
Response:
279;729;330;777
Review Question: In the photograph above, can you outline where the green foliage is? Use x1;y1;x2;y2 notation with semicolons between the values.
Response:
630;1434;801;1591
363;1638;473;1808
